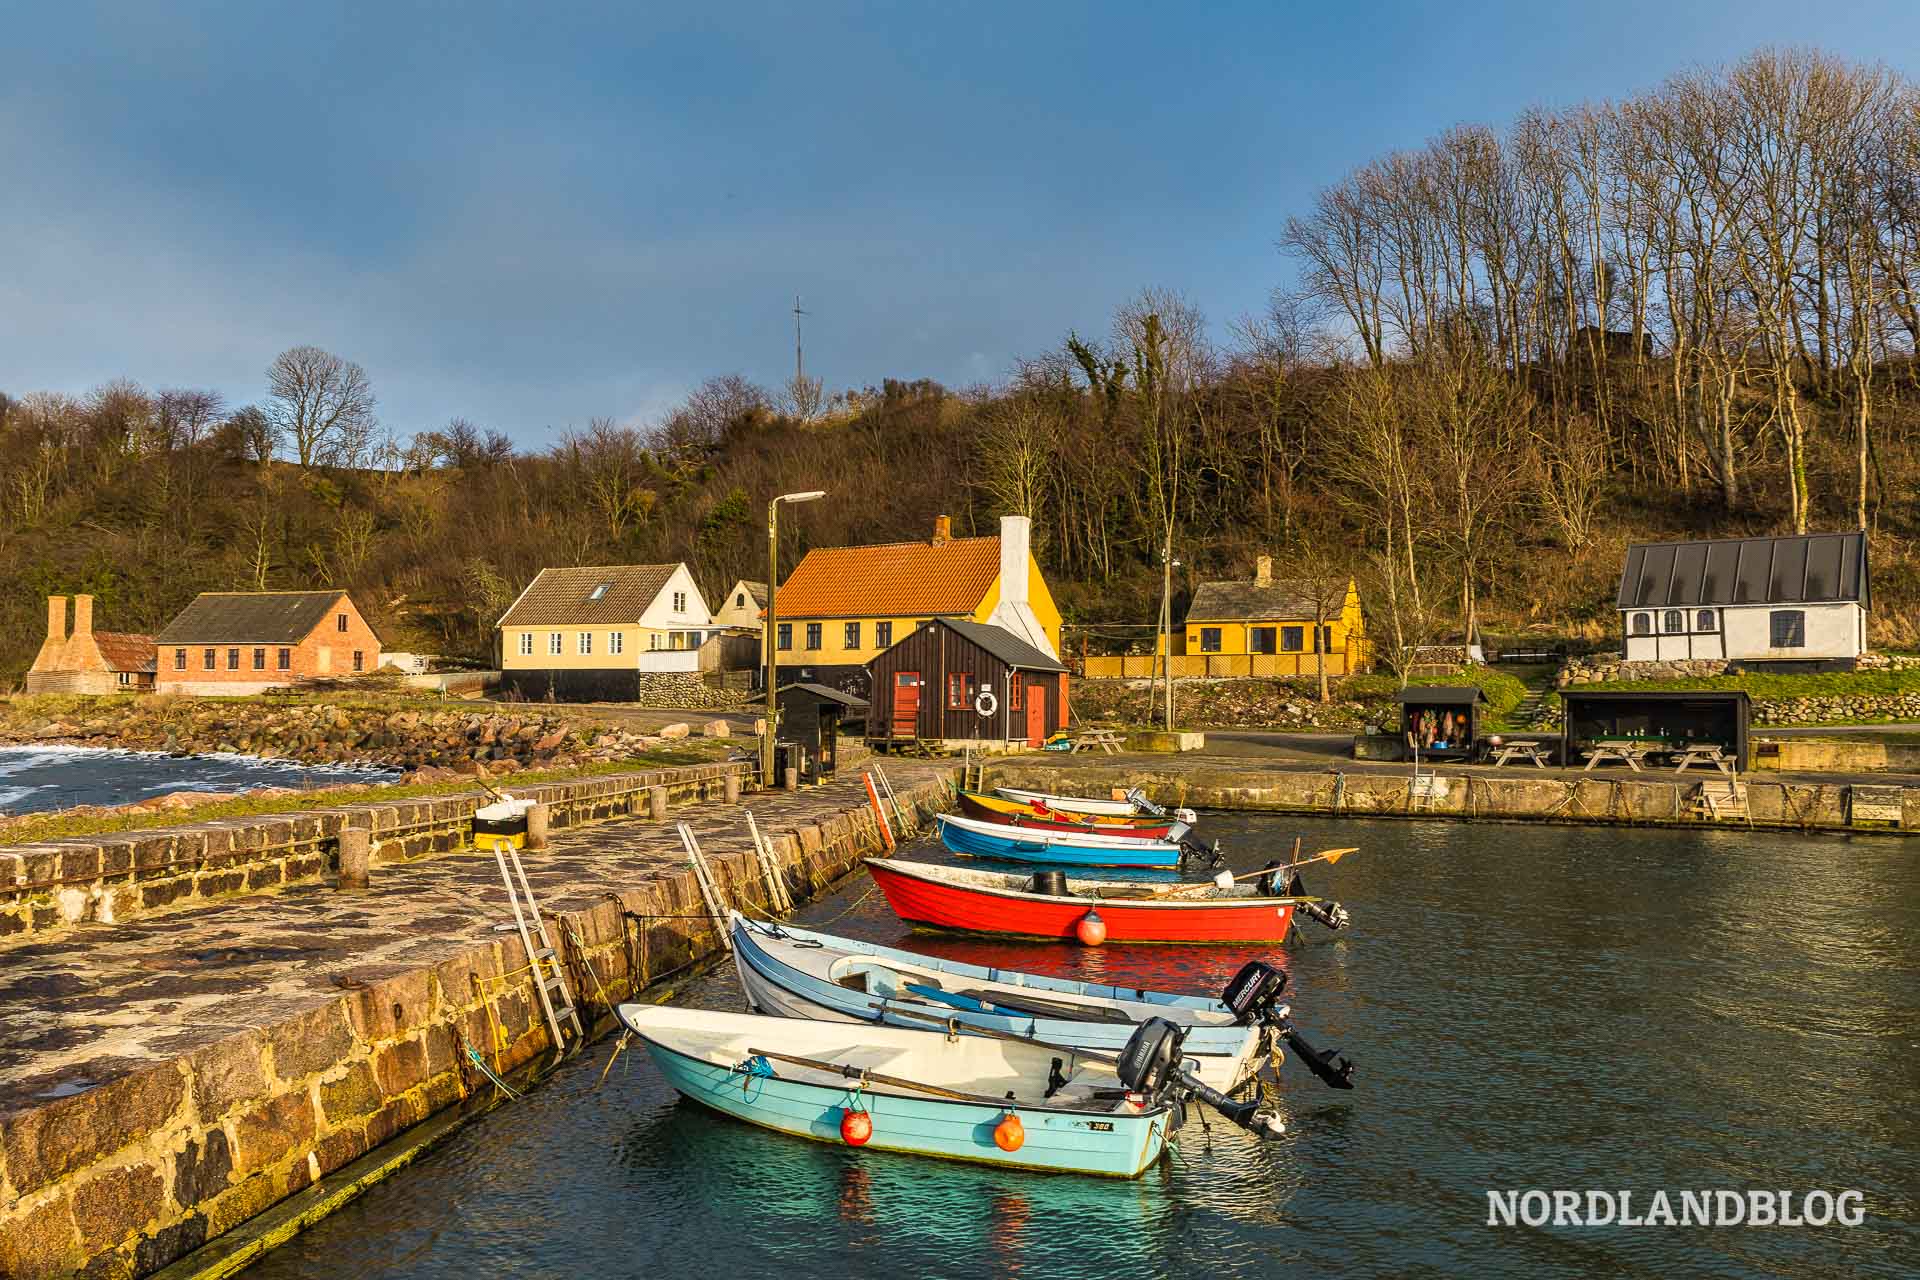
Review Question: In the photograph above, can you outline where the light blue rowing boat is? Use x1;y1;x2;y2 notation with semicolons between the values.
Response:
728;913;1266;1090
616;1004;1176;1177
934;811;1183;868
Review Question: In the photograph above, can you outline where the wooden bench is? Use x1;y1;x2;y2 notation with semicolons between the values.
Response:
1582;741;1656;772
1672;744;1735;777
1071;729;1126;755
1489;741;1552;768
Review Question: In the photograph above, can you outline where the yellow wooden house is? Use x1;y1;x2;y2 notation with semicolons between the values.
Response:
765;514;1062;695
1171;557;1369;677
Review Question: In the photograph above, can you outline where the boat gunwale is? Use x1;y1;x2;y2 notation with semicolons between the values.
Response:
865;856;1311;911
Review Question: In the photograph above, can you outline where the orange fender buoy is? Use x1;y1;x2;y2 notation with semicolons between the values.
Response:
1075;908;1107;947
841;1107;872;1146
994;1111;1025;1151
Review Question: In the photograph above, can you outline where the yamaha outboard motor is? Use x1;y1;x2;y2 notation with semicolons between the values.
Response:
1222;960;1290;1025
1117;1017;1286;1137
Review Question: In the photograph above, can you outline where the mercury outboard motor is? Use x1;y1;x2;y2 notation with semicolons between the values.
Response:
1117;1018;1286;1137
1222;960;1290;1025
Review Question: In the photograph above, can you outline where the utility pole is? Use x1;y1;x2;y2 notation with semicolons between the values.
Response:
793;295;807;386
1160;541;1177;731
761;489;827;787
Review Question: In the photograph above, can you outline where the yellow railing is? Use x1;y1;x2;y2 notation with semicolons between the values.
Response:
1081;653;1361;679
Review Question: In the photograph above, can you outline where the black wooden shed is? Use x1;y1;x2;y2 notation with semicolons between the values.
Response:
866;618;1069;748
774;682;868;784
1394;686;1487;761
1560;689;1751;770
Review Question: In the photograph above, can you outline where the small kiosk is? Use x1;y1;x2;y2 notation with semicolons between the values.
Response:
1560;689;1750;771
775;683;868;785
1394;686;1487;762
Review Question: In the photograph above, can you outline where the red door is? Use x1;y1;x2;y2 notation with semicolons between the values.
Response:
892;672;921;738
1025;687;1046;746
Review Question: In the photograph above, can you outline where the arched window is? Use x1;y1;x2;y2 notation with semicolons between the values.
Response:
1697;609;1717;631
1663;610;1684;633
1631;613;1651;636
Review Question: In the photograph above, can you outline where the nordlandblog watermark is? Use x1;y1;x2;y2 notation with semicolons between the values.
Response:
1487;1190;1865;1228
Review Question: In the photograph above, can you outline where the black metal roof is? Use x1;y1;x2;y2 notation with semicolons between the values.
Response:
156;591;357;644
777;681;869;710
1616;533;1867;610
1392;686;1486;706
935;619;1068;673
1559;689;1751;707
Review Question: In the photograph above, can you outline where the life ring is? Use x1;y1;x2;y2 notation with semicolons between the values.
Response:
974;688;999;718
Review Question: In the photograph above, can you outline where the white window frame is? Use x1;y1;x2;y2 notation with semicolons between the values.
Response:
609;632;624;655
672;591;687;612
518;633;533;656
548;632;562;656
578;631;593;656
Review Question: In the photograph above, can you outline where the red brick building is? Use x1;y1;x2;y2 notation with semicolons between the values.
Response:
24;594;156;693
155;591;381;696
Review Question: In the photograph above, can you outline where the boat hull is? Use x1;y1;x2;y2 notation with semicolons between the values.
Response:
731;919;1259;1090
867;859;1298;943
936;813;1182;869
623;1012;1171;1177
956;791;1180;839
994;786;1140;817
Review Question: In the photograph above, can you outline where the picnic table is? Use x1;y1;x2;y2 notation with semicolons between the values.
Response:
1071;728;1126;755
1672;743;1736;776
1488;740;1553;768
1582;739;1658;772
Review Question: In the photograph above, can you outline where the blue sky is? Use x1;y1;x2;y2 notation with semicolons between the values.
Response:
4;1;1917;445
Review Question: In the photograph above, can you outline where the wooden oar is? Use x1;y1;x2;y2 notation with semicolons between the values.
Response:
1147;847;1359;900
887;1006;1121;1065
745;1046;1010;1105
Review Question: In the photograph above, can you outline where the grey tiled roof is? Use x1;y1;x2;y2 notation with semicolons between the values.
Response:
156;592;354;644
499;565;680;627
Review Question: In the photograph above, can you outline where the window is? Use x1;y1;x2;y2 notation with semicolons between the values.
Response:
1662;610;1684;634
1250;627;1276;655
277;648;290;670
252;648;266;670
609;632;623;655
735;591;745;606
844;622;861;649
353;650;364;672
174;649;187;671
548;632;562;656
578;632;593;655
225;648;239;670
337;613;348;632
649;633;662;650
1009;673;1023;710
672;591;687;612
1312;626;1333;654
805;623;822;650
1631;612;1651;636
518;633;533;656
875;621;893;648
1697;609;1717;631
777;623;792;651
203;648;216;670
1199;627;1223;653
1770;610;1806;648
118;672;131;686
947;671;974;709
1281;626;1304;653
588;582;610;601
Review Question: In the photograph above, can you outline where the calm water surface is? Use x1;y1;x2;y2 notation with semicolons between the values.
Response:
248;813;1920;1278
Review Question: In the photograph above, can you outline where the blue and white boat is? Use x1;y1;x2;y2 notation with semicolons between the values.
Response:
616;1004;1177;1177
729;914;1267;1090
934;811;1184;868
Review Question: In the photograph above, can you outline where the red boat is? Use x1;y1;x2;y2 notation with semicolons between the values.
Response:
865;858;1336;945
954;789;1187;841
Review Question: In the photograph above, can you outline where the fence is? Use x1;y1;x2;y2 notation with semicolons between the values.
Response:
1082;652;1361;679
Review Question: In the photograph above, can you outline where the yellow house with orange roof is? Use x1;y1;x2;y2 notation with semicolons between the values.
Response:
766;514;1062;694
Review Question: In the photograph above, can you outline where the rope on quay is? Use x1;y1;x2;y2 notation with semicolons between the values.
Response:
465;1046;522;1100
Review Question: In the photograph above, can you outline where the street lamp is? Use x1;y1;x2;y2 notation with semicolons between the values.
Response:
763;489;826;786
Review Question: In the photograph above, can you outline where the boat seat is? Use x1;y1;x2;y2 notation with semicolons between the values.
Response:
945;987;1137;1025
834;961;935;999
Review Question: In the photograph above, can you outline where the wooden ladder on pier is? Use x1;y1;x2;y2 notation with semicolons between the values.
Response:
491;843;585;1056
1691;779;1748;821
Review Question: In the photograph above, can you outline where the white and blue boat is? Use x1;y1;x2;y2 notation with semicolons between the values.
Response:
729;914;1267;1090
616;1004;1178;1178
934;811;1184;869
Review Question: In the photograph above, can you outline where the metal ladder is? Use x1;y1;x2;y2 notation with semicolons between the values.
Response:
491;842;584;1055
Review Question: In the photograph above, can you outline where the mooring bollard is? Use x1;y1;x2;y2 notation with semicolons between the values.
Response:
337;827;370;891
526;803;550;850
783;766;799;790
724;772;742;804
650;786;669;821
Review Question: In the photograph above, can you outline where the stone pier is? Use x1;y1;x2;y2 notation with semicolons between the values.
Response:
0;760;952;1279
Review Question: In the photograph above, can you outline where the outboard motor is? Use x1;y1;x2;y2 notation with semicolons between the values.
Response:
1287;871;1351;931
1282;1026;1356;1089
1027;870;1072;897
1177;838;1225;870
1117;1017;1286;1137
1222;960;1290;1025
1125;787;1169;818
1254;860;1284;896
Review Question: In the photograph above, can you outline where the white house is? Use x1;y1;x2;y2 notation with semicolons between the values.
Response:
1617;532;1869;665
711;579;767;631
497;563;715;701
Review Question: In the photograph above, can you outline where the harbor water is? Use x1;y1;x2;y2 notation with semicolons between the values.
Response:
245;813;1919;1278
0;745;394;816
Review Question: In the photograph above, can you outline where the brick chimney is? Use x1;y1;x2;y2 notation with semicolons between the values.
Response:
47;595;68;644
72;594;94;639
1255;555;1273;586
932;514;952;546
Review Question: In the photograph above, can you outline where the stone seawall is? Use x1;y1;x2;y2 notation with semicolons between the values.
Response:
0;767;953;1280
987;760;1920;833
1;763;750;941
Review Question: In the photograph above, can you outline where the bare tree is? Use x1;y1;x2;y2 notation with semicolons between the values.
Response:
267;346;378;467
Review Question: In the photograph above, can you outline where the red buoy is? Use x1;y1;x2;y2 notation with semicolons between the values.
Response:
993;1111;1025;1152
840;1107;872;1146
1075;908;1107;947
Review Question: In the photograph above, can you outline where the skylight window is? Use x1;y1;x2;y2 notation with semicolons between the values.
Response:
588;583;611;601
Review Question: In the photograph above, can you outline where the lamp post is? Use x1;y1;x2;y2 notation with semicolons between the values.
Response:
762;489;826;786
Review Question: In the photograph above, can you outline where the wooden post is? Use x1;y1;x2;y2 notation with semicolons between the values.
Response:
337;827;370;890
526;803;550;850
865;771;896;851
724;771;742;804
650;786;668;821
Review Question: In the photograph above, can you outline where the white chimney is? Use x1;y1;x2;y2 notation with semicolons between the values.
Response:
986;515;1057;657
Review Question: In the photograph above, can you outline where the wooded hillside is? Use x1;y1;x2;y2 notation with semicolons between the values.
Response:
3;47;1917;688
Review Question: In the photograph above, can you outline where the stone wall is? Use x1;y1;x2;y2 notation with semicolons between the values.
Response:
0;772;952;1280
632;671;748;709
1557;653;1729;685
0;763;749;942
